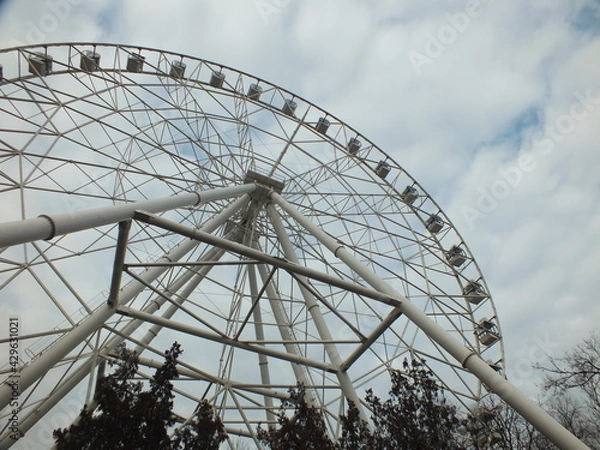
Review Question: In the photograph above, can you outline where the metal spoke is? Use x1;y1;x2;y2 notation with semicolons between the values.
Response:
9;42;580;450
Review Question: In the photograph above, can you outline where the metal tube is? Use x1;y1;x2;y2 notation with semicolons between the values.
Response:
267;204;366;419
134;356;287;401
107;220;132;307
116;306;336;373
270;192;591;450
0;184;256;248
133;211;402;308
0;195;252;447
246;263;276;423
255;262;310;389
341;306;403;372
243;213;277;424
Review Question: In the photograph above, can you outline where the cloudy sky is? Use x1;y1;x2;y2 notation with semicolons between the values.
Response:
0;0;599;440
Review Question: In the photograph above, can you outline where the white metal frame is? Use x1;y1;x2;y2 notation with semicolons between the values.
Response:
0;43;589;450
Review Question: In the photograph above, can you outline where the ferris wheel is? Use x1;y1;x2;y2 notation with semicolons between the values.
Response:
0;43;582;450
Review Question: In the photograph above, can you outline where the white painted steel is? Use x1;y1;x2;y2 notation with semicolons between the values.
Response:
0;193;250;413
0;185;255;248
0;43;524;449
266;203;367;420
0;195;251;448
270;192;591;450
133;211;402;307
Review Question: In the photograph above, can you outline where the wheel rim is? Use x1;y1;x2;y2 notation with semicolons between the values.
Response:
0;43;504;447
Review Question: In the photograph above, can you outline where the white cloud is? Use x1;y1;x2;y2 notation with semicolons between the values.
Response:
1;0;599;448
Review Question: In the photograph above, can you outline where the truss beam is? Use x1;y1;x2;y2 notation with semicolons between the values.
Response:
116;306;337;373
0;184;256;248
133;211;401;308
266;203;366;420
269;191;590;450
0;194;252;441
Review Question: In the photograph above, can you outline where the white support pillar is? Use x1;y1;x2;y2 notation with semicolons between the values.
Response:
133;211;401;308
115;306;336;373
267;204;367;420
0;184;256;248
269;191;591;450
236;201;277;424
255;262;311;391
0;192;253;413
246;257;277;424
0;194;252;448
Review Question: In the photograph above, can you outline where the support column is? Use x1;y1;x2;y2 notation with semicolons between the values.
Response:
34;241;240;450
269;191;591;450
240;204;277;425
255;262;311;390
0;194;252;444
267;204;367;420
247;262;277;424
0;184;256;248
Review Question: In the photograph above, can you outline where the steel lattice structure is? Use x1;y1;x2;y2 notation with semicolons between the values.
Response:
0;43;589;450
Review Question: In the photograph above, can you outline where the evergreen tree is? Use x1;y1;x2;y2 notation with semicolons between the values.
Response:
260;359;468;450
365;359;467;450
172;400;227;450
53;343;226;450
337;401;374;450
257;384;337;450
